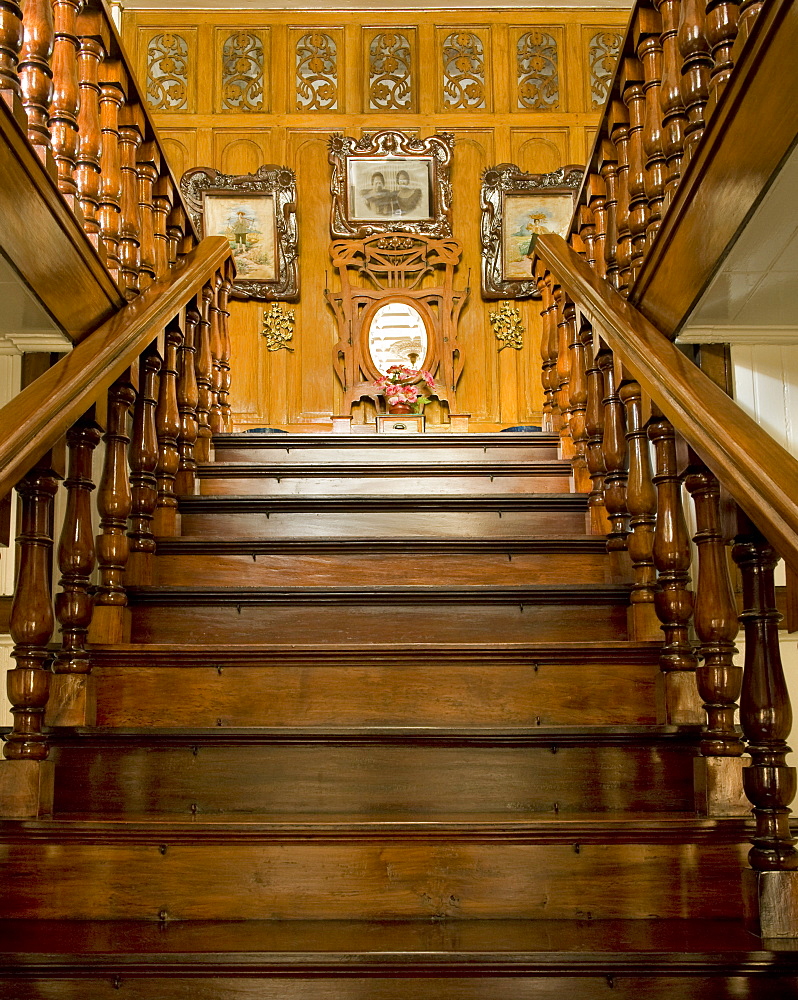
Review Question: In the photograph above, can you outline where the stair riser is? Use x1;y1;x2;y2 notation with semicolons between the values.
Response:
213;443;561;464
128;602;630;645
1;975;794;1000
197;474;573;497
151;551;611;588
92;661;658;728
177;509;591;538
49;744;695;815
0;842;747;920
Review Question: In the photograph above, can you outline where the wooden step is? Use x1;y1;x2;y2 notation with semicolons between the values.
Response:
212;431;562;464
127;585;631;644
177;493;591;538
196;462;573;496
47;727;699;816
151;537;613;588
0;814;749;920
2;918;797;999
88;641;661;728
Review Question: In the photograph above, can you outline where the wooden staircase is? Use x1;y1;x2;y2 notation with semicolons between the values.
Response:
3;431;798;997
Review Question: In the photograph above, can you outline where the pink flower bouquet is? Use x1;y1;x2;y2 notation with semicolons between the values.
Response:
373;366;435;413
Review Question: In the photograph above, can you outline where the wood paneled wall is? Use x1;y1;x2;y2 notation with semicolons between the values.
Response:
123;8;630;430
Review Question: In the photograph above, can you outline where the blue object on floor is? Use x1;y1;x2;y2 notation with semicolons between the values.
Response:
500;425;542;432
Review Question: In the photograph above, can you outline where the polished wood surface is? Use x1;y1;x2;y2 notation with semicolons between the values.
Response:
0;235;230;502
532;232;798;573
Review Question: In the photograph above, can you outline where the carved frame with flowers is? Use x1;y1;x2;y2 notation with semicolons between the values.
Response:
480;162;583;300
328;130;454;239
181;165;299;300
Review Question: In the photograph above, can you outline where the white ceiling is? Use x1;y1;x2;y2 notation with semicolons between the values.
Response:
0;253;70;354
678;142;798;345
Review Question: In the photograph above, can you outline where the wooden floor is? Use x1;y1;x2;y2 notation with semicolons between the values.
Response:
2;432;798;997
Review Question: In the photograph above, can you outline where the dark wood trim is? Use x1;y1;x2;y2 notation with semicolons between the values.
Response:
532;233;798;572
0;236;231;501
629;0;798;335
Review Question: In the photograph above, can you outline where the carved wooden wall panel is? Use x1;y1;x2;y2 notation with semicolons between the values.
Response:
125;8;628;430
145;29;195;112
514;28;562;112
439;29;488;112
365;29;416;112
217;29;268;114
585;27;624;110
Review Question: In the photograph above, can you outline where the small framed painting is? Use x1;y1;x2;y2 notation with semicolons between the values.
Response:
480;163;583;299
329;129;454;238
180;165;298;300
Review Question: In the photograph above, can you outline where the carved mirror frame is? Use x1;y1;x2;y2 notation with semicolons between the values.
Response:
328;130;454;239
480;163;583;300
181;165;299;301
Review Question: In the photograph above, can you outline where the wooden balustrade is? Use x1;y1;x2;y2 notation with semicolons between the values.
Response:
154;317;182;536
532;230;798;934
126;342;161;585
49;0;81;202
175;299;200;495
568;0;768;299
0;0;23;105
195;282;215;461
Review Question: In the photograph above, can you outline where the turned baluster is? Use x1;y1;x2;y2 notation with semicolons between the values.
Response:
97;70;124;281
208;279;224;436
609;103;632;295
684;464;742;754
0;0;23;106
578;206;597;272
599;140;620;288
153;174;172;279
126;344;161;585
175;298;200;495
637;10;666;248
586;175;608;280
4;464;60;762
536;270;559;432
153;317;182;536
733;529;798;882
735;0;763;51
53;415;101;674
678;0;712;160
597;348;629;559
74;13;106;240
648;410;699;723
118;103;142;296
567;307;590;492
194;284;214;462
621;56;649;282
705;0;739;107
90;372;134;643
48;0;81;201
582;324;608;534
167;204;189;267
19;0;54;156
619;379;657;633
219;266;233;431
654;0;687;206
136;139;159;290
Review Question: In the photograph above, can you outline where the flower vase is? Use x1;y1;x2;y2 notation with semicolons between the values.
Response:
387;402;413;415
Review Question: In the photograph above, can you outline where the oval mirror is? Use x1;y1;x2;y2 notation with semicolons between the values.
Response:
367;301;428;375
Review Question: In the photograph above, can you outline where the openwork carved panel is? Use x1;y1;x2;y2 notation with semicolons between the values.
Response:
146;33;189;111
368;32;413;111
589;31;623;109
325;234;468;421
328;130;454;239
221;32;264;112
442;31;485;110
516;31;559;111
480;162;583;299
181;165;298;301
296;32;338;111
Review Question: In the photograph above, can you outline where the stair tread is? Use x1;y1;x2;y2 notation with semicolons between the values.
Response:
154;535;609;551
214;432;562;445
178;493;589;509
127;584;630;600
89;640;659;653
0;918;795;968
197;462;572;474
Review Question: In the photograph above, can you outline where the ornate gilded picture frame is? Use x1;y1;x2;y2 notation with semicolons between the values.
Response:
329;130;454;238
180;165;299;301
480;163;583;299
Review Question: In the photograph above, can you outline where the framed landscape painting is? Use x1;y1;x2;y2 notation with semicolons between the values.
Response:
480;163;583;299
181;165;299;300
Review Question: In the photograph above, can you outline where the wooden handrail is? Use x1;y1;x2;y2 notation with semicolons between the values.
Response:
0;235;231;501
532;232;798;571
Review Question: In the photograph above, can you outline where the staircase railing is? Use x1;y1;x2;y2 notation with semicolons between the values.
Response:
532;229;798;937
0;235;235;817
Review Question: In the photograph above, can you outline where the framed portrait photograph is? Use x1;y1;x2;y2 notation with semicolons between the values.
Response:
180;165;299;301
329;130;454;238
480;163;583;299
347;157;433;222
